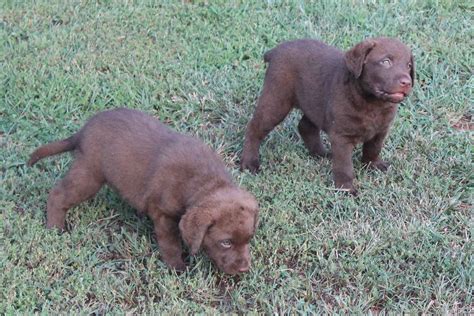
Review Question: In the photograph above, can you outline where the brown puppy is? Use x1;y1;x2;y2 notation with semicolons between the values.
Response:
241;37;415;194
29;108;259;274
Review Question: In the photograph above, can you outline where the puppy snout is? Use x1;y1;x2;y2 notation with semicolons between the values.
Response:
398;76;411;88
234;257;251;273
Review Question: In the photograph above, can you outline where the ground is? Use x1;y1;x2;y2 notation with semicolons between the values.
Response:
1;0;472;313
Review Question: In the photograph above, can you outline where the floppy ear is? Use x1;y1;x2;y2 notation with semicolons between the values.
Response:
179;207;214;255
345;39;376;78
410;53;415;87
237;191;260;231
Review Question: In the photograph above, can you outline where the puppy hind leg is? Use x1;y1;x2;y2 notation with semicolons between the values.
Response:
298;115;329;158
241;87;293;173
46;160;104;230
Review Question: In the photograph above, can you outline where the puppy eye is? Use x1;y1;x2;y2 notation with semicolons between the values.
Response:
407;63;412;69
220;240;232;249
380;58;392;67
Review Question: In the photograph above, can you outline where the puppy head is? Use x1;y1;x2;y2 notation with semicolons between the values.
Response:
179;188;259;275
345;37;415;103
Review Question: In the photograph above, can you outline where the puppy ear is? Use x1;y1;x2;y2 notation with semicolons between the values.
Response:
410;53;415;87
345;39;376;78
179;207;214;255
237;191;259;231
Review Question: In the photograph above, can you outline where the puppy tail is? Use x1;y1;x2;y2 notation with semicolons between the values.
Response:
263;48;275;63
28;134;79;166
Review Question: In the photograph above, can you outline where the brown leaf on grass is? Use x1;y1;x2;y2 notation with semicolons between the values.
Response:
14;204;25;214
452;114;473;131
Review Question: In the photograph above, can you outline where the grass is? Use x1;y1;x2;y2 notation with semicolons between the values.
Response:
1;0;472;313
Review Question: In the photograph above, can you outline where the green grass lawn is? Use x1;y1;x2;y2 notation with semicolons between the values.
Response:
1;0;472;313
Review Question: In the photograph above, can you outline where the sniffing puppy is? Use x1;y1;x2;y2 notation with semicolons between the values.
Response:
241;37;415;194
29;108;259;275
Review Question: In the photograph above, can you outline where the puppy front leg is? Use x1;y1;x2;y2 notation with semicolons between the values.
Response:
151;214;186;271
330;135;356;194
362;131;389;172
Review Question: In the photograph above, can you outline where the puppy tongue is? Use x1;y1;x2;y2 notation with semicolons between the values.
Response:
390;92;404;99
389;92;405;102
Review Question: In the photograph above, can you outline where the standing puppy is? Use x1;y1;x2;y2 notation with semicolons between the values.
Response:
241;37;415;194
29;108;259;275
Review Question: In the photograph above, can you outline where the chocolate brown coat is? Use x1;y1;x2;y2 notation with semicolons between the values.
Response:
29;108;259;274
241;37;415;194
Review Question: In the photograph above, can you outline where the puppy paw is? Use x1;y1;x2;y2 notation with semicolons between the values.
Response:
309;148;331;159
335;182;358;196
46;222;67;232
173;262;187;273
365;159;390;172
240;158;260;174
163;257;187;272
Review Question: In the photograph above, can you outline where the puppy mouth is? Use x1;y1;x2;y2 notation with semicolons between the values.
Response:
376;90;406;103
216;262;250;275
220;265;249;275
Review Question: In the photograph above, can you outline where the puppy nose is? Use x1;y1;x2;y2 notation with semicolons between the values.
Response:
399;76;411;87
